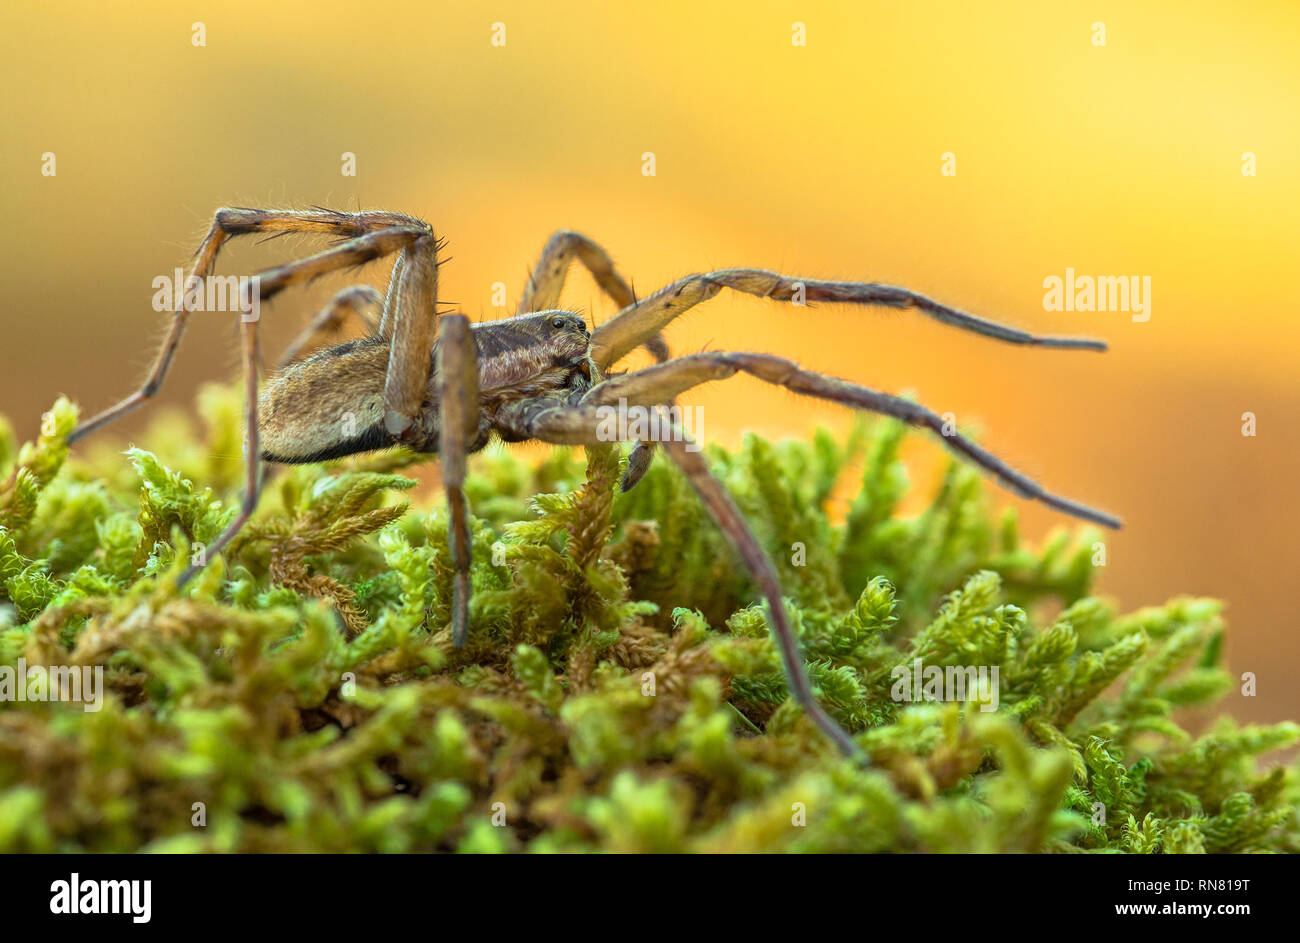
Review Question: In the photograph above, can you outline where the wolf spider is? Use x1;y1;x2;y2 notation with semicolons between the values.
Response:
66;208;1119;758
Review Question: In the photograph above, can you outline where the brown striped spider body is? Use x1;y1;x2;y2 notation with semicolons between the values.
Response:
67;208;1120;759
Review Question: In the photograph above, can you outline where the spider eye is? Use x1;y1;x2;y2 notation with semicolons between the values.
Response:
551;317;565;329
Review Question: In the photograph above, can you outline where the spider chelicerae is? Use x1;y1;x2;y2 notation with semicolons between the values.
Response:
66;207;1120;758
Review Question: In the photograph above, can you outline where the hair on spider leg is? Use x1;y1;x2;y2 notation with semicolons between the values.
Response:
254;229;299;248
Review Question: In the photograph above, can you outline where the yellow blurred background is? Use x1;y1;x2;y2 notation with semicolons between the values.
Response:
2;2;1296;726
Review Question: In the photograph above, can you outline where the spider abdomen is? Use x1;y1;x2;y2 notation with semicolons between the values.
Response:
259;338;390;463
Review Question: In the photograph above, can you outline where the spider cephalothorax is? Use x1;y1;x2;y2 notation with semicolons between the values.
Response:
66;207;1120;759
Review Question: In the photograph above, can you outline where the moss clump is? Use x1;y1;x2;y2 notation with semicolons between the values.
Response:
0;387;1295;853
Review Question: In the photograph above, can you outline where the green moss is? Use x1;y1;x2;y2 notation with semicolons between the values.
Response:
0;387;1295;853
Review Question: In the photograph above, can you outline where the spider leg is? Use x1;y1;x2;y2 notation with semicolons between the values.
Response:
656;431;862;758
589;268;1109;371
178;313;262;587
435;314;481;648
69;208;430;443
380;232;443;441
377;251;406;339
519;230;638;313
492;398;863;759
278;285;382;367
581;352;1122;528
517;230;669;488
171;226;432;586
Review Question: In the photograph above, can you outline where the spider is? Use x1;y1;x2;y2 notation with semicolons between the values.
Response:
66;207;1120;759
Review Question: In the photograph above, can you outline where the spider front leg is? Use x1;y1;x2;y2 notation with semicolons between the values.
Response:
493;400;865;760
589;268;1109;371
656;431;863;758
435;314;482;648
581;352;1121;528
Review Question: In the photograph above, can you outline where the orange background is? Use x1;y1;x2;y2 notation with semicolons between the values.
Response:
2;2;1297;727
